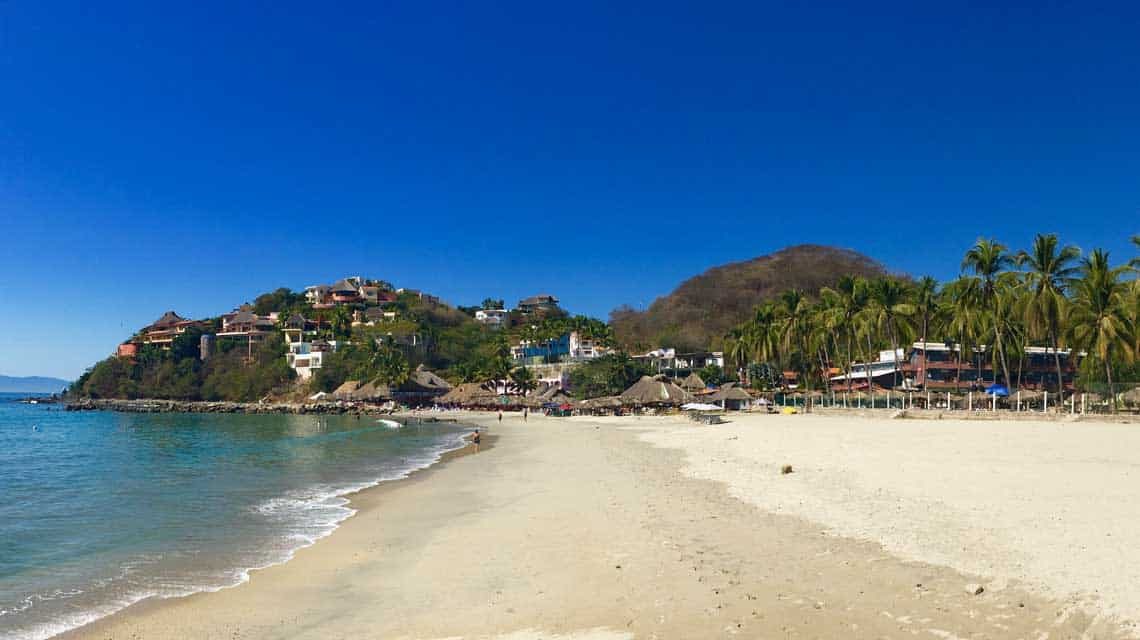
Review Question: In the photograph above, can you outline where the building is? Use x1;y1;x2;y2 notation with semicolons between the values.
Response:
516;294;559;315
828;349;907;390
330;279;363;305
568;331;611;359
286;339;340;380
900;342;1080;391
218;308;277;338
397;288;441;305
139;311;202;347
474;308;508;328
304;285;333;308
633;348;725;374
512;334;571;363
353;307;398;326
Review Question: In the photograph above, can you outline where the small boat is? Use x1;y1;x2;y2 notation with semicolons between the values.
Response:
377;419;402;429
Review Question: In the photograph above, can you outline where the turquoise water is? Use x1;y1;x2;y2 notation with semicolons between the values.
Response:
0;393;470;640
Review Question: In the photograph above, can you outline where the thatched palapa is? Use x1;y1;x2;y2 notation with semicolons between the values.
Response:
620;376;691;407
333;380;362;400
679;373;707;392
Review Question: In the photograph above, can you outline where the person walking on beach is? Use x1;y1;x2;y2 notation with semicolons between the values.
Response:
523;408;528;423
497;411;502;423
472;429;481;453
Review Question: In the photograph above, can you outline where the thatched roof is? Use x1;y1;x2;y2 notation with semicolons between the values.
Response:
333;380;362;399
353;381;392;401
578;395;622;410
400;365;452;393
149;311;189;329
708;384;752;402
620;376;691;406
1119;387;1140;405
440;382;511;406
679;373;707;392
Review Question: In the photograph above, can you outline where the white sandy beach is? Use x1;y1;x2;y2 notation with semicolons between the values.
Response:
61;411;1139;639
635;412;1140;632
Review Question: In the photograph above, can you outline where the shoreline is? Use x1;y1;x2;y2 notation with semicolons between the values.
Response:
45;417;490;640
56;411;1138;639
64;398;433;415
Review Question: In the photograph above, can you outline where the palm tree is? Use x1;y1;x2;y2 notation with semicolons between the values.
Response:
961;238;1015;386
776;290;811;389
1130;234;1140;271
912;276;941;390
510;366;537;397
867;278;914;387
1018;233;1080;392
369;343;410;387
943;277;983;392
1068;249;1134;411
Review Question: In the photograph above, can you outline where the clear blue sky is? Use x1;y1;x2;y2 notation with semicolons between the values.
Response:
3;1;1139;380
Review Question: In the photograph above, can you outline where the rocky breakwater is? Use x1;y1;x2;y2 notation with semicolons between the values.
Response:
66;398;383;415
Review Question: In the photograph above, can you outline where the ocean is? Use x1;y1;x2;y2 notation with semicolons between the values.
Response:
0;393;471;640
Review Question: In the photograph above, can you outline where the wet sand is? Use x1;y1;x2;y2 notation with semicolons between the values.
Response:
62;411;1137;639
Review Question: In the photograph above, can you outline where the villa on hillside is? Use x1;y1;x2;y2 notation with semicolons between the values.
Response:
511;331;613;365
474;308;508;328
633;348;725;374
397;288;441;305
353;307;398;326
516;294;559;315
286;339;341;380
305;277;398;308
138;311;204;347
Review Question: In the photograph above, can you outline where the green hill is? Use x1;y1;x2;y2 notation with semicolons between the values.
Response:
609;245;890;352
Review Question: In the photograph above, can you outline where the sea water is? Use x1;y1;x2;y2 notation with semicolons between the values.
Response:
0;393;470;639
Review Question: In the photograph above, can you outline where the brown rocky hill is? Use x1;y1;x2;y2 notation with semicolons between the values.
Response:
610;245;890;352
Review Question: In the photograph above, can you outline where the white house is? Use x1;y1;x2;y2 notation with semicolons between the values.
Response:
568;331;610;359
286;340;342;380
474;309;508;328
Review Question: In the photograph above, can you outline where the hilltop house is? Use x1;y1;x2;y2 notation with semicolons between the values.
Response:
353;307;398;326
474;308;508;328
569;331;611;359
286;339;341;380
633;348;725;374
517;294;559;315
397;288;441;305
306;277;398;308
139;311;203;347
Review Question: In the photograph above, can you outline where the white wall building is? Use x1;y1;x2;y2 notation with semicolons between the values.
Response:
286;340;342;380
474;309;508;328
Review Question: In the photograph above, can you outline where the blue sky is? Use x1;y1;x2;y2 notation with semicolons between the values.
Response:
3;1;1139;380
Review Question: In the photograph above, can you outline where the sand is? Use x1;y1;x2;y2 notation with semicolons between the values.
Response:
60;411;1138;639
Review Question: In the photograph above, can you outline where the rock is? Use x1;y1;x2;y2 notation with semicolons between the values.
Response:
781;464;794;475
965;583;985;595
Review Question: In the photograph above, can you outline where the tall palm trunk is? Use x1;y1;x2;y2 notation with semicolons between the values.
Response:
1105;360;1116;413
1050;328;1065;394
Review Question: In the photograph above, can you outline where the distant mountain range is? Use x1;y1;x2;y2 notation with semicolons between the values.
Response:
0;375;72;394
610;244;890;352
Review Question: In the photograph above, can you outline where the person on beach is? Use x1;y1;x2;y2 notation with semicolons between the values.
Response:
472;429;481;452
523;408;528;422
498;411;502;423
